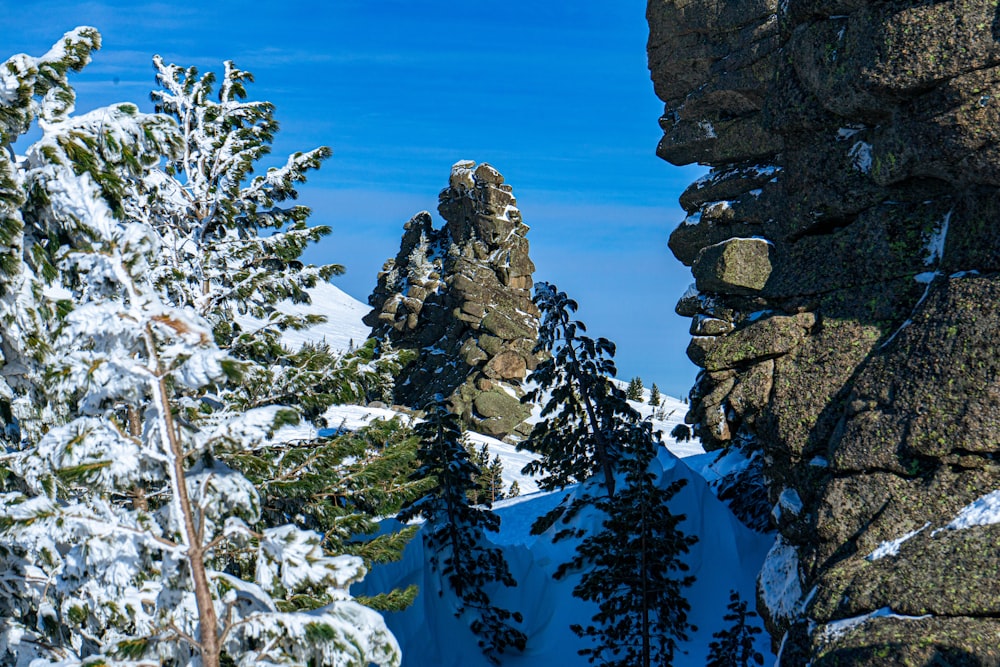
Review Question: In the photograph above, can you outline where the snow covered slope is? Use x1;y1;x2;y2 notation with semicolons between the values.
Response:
235;280;371;353
323;400;703;499
358;449;775;667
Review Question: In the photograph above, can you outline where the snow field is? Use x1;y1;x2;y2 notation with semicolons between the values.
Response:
235;280;372;354
359;451;775;666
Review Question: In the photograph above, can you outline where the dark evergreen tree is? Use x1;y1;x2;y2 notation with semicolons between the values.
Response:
519;282;638;499
399;397;527;664
707;590;765;667
670;423;692;442
648;383;662;407
712;436;772;532
518;283;697;665
626;376;644;401
466;442;508;505
556;423;697;667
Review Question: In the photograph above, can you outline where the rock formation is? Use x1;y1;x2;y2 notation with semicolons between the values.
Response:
648;0;1000;664
365;161;540;439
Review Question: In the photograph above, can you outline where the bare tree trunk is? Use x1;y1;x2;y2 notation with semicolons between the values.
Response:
157;376;220;667
127;406;148;512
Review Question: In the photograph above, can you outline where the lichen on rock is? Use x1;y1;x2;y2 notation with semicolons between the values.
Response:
648;0;1000;662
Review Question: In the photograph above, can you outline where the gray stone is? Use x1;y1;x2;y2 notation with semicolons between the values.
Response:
693;237;773;294
648;0;1000;660
365;161;541;439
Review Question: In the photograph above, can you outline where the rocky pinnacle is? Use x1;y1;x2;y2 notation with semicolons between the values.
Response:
365;161;541;439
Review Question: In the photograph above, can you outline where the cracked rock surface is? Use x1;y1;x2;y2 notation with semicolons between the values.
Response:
648;0;1000;663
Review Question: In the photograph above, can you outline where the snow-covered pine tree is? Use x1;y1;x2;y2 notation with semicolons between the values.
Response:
626;376;644;401
0;30;401;667
148;54;339;304
706;590;765;667
556;422;697;667
143;55;344;404
142;60;422;584
0;26;155;437
518;282;638;500
234;416;433;612
399;397;527;664
145;49;430;620
648;382;662;407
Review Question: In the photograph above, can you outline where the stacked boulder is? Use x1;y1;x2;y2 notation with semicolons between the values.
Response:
649;0;1000;664
365;161;540;439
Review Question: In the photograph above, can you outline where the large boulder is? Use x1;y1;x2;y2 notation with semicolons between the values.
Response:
648;0;1000;662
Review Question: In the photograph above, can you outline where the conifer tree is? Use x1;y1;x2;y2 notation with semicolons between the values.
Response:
143;55;349;411
466;441;508;505
626;376;644;401
0;31;400;666
707;590;765;667
556;423;697;667
399;398;527;664
519;282;638;499
648;382;662;407
141;60;422;588
517;283;697;667
234;416;432;612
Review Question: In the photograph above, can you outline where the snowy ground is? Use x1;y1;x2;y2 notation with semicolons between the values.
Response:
282;284;706;497
235;280;371;353
360;451;775;667
271;283;773;666
322;400;702;499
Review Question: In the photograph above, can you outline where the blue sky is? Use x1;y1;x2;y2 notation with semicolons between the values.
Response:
8;1;705;398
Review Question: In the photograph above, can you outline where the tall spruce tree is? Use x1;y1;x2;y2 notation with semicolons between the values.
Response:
518;283;697;666
399;398;527;664
0;31;401;666
519;282;638;499
626;376;644;401
556;423;697;667
648;382;662;407
706;590;765;667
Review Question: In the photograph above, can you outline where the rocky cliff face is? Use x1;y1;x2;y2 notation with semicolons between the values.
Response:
648;1;1000;664
365;161;540;439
